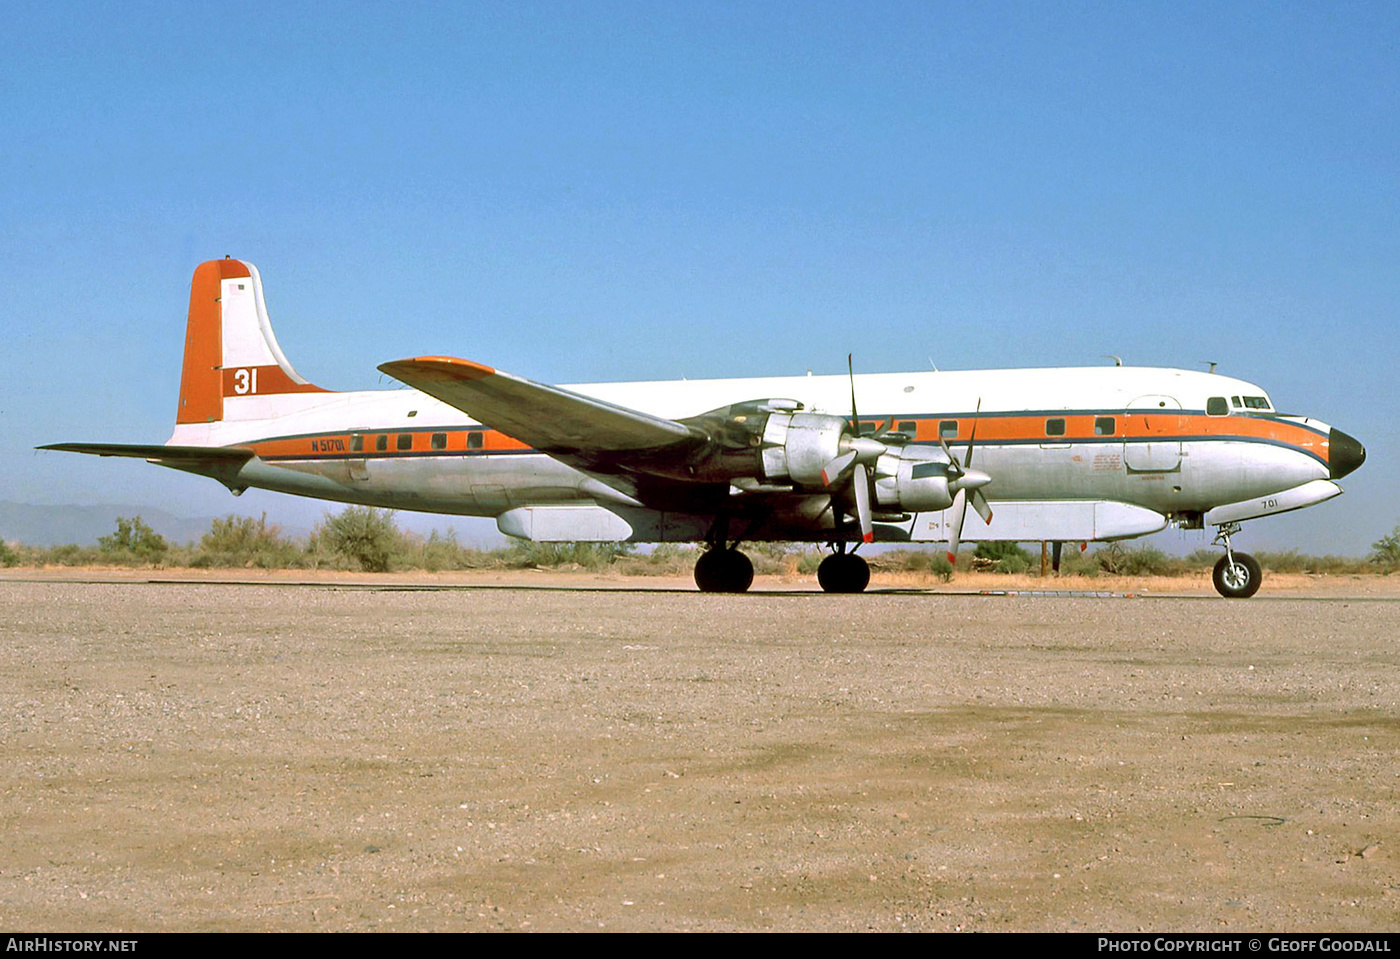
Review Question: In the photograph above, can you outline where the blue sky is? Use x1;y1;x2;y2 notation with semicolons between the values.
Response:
2;1;1396;554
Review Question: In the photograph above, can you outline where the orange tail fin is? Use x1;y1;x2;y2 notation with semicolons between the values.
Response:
177;258;328;425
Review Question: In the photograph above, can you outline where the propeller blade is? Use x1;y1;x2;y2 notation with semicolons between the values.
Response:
945;488;967;564
820;449;858;487
935;436;965;480
852;462;874;544
847;353;860;433
963;398;983;469
944;398;989;563
971;489;994;524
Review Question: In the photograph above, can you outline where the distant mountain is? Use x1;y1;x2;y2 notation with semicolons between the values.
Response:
0;502;215;547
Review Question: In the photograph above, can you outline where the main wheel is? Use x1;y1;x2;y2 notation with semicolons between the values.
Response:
694;549;754;593
1213;552;1262;599
816;552;870;593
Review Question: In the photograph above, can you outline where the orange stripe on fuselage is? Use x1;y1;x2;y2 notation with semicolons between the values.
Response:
238;411;1329;466
909;412;1328;463
246;427;532;460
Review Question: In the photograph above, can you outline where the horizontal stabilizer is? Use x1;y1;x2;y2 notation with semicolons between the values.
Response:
39;443;254;465
39;443;255;493
378;356;703;456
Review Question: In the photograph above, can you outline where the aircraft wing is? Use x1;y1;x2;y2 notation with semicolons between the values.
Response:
378;356;705;457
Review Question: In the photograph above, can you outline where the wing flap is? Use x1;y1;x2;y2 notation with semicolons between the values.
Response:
378;356;703;456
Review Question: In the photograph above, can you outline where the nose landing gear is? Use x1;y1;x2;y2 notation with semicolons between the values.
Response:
1211;522;1262;599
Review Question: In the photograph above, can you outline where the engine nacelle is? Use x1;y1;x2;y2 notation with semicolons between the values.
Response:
873;445;956;512
759;412;850;487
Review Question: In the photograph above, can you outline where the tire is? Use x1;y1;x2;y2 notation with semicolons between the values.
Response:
817;553;870;593
694;549;753;593
1213;552;1262;599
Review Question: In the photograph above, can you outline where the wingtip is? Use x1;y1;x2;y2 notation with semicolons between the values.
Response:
378;356;496;381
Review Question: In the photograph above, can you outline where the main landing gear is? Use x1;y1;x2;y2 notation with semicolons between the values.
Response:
693;547;754;593
816;546;870;593
694;517;756;593
1211;522;1262;599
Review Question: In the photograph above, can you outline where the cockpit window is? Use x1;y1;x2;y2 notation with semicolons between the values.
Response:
1207;397;1228;416
1242;395;1272;410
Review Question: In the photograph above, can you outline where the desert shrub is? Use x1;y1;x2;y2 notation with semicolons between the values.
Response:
744;542;803;575
876;548;955;582
974;541;1032;574
192;513;302;569
311;506;404;572
1371;525;1400;573
616;543;698;576
1093;543;1182;577
399;529;493;571
502;539;632;570
1184;549;1220;570
97;516;168;565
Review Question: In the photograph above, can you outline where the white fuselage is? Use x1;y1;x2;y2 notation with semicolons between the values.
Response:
167;365;1338;540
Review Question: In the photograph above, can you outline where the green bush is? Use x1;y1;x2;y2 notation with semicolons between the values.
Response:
399;529;493;571
1092;543;1182;577
502;539;633;570
1371;525;1400;572
97;516;168;565
974;541;1032;574
0;536;17;567
311;507;404;572
193;513;301;569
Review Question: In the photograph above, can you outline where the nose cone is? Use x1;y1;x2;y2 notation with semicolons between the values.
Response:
1329;428;1366;479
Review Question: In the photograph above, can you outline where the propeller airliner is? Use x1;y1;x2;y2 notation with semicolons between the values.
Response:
43;258;1366;596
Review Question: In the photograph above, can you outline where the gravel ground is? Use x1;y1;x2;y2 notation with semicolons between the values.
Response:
2;572;1397;931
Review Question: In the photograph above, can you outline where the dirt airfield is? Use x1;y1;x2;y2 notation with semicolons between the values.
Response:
2;568;1398;932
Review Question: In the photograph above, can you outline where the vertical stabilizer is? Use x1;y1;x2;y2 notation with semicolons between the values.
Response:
176;258;328;425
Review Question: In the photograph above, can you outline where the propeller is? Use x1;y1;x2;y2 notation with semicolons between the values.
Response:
818;355;885;544
941;400;994;563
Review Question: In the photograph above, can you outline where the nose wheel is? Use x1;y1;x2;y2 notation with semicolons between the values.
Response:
1211;522;1262;598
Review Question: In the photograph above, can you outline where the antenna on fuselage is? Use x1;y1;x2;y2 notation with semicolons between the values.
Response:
1102;355;1123;367
1201;360;1219;373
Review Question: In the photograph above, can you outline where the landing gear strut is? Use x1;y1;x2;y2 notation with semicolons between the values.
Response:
1211;522;1262;599
817;545;870;593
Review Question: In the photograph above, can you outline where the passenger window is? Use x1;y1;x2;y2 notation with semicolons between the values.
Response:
1094;416;1116;436
431;432;447;450
1046;418;1066;437
351;433;364;452
939;420;959;439
375;434;388;452
1207;396;1229;416
397;434;412;451
897;420;917;436
467;431;483;449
